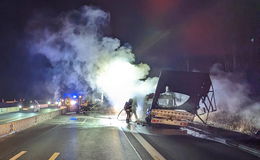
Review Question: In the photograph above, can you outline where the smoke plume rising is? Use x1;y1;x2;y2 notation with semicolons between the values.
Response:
29;6;158;110
208;64;260;134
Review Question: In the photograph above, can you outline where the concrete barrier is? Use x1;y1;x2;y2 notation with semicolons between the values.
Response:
0;109;65;137
0;104;48;115
0;107;19;114
0;123;12;136
39;104;48;108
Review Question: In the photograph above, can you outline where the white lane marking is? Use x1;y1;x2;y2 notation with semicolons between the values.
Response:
187;126;260;158
48;152;60;160
131;132;167;160
81;118;87;125
9;151;27;160
121;128;143;160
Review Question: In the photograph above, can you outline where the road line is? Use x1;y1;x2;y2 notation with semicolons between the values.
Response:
121;128;142;160
131;132;166;160
81;118;87;125
9;151;27;160
48;152;60;160
187;126;260;158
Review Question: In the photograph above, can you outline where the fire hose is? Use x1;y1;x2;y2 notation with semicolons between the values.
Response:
117;108;124;120
117;108;144;125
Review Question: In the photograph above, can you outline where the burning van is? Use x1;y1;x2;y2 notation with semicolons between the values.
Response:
145;70;217;127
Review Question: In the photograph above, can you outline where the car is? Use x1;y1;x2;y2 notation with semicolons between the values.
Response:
47;99;62;107
18;100;40;112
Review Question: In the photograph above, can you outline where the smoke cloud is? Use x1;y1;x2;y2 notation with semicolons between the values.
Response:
208;64;260;134
29;6;158;110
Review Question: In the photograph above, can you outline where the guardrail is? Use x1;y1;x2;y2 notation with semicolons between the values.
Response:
0;108;66;137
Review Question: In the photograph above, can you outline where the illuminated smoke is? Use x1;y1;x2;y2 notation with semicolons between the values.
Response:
208;64;260;133
29;6;158;110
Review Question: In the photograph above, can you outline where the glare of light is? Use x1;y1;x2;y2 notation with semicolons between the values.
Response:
19;105;22;108
30;105;34;108
95;59;154;111
58;102;61;106
73;95;77;99
79;96;82;98
47;101;51;105
55;101;59;105
61;99;64;102
70;100;77;105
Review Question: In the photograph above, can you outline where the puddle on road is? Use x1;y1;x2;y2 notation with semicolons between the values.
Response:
182;127;227;144
53;113;227;144
121;121;227;145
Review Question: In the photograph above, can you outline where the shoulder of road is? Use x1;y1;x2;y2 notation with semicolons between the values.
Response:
188;122;260;157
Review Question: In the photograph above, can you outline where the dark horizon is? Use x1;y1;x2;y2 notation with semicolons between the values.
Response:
0;0;259;99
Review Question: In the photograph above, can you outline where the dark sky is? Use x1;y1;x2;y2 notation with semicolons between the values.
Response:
0;0;259;99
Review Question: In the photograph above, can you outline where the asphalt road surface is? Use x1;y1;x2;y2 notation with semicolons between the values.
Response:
0;108;60;124
0;113;258;160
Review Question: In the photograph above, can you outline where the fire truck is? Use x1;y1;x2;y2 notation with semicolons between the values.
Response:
145;70;217;127
63;96;80;112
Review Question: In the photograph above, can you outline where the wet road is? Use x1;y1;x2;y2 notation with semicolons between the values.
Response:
0;113;258;160
0;108;60;124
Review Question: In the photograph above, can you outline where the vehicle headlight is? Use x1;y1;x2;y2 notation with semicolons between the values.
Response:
70;100;77;105
30;105;34;108
19;105;22;108
47;101;51;105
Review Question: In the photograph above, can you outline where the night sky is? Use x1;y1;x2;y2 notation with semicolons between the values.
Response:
0;0;259;99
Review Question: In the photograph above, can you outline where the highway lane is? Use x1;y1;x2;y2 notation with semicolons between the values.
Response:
0;113;258;160
0;114;147;160
0;107;60;124
140;131;258;160
124;124;259;160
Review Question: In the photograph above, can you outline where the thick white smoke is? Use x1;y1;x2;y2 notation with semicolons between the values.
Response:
29;6;158;110
209;64;260;133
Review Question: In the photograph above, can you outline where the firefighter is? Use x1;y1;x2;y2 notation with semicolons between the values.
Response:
124;98;133;123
